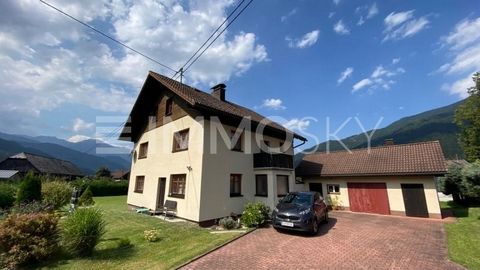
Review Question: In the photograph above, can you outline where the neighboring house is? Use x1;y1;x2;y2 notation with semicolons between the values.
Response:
119;71;306;225
0;152;83;179
111;170;130;180
296;140;446;219
0;170;21;181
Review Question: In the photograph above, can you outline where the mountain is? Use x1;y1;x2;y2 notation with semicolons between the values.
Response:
300;100;465;160
0;132;131;175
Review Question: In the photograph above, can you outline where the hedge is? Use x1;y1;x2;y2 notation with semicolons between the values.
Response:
72;178;128;196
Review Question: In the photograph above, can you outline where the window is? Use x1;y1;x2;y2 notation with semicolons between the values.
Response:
134;176;145;193
165;98;173;116
277;175;289;197
169;174;186;198
230;130;242;151
139;142;148;159
327;184;340;194
255;174;268;197
173;129;189;152
149;105;158;128
230;174;242;197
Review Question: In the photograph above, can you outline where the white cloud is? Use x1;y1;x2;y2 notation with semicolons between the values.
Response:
283;118;310;131
437;17;480;98
337;67;354;84
442;17;480;50
392;58;401;64
328;12;335;19
352;79;373;92
287;30;320;49
352;65;405;93
367;3;379;19
356;3;378;26
261;98;286;110
281;8;297;22
72;118;94;132
0;0;268;131
333;0;341;5
333;20;350;35
67;134;91;143
383;10;429;41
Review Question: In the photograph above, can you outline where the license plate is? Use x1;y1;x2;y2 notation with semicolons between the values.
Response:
281;221;294;227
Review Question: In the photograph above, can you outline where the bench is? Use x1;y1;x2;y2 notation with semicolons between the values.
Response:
162;200;177;220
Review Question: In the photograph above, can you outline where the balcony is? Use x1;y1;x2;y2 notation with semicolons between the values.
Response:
253;152;293;169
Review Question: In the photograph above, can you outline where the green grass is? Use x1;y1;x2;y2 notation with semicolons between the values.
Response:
43;196;241;270
441;201;480;270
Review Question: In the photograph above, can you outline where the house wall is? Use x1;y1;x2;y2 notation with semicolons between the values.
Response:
127;114;205;222
302;175;441;218
199;121;294;222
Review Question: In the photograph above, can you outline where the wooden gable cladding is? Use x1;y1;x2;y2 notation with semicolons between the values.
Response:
132;77;200;142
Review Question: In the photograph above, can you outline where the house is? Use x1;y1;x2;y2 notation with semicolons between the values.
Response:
111;170;130;180
0;170;21;181
0;152;83;179
119;71;306;225
295;140;446;218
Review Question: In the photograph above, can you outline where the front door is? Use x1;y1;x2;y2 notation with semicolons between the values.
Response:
156;178;166;210
401;184;429;218
309;183;323;197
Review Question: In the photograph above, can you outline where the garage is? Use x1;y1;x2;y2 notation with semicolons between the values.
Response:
347;182;390;215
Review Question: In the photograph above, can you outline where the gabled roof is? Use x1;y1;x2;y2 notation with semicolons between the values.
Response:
7;152;83;176
119;71;306;142
296;141;447;177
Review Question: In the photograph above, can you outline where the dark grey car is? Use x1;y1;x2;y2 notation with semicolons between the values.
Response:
272;191;328;234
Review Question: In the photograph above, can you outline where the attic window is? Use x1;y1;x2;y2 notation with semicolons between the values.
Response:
139;142;148;159
165;98;173;116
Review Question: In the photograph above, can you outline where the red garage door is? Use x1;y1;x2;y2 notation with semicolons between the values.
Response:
347;183;390;215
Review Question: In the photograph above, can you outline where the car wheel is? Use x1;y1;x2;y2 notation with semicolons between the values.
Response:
311;218;318;235
323;211;328;224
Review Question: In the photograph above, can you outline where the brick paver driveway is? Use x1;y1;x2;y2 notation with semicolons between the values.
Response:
182;211;463;270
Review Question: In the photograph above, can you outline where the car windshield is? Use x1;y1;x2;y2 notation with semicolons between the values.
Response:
281;193;312;206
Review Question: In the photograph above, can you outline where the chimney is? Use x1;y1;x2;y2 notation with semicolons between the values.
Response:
384;139;395;146
211;83;226;101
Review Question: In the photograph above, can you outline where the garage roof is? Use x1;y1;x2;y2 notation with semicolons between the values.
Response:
296;141;447;177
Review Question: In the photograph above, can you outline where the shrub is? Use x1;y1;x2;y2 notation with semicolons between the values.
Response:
462;160;480;199
73;178;128;196
78;186;95;206
16;172;41;204
0;184;15;210
95;166;111;178
117;238;133;249
144;229;160;242
219;217;238;230
12;201;53;214
241;202;270;228
0;212;59;268
42;181;73;210
62;208;105;257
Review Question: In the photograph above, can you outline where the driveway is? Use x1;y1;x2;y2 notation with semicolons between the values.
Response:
181;211;463;270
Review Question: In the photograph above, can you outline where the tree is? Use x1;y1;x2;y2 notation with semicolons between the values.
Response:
95;166;111;178
78;186;95;206
462;160;480;199
455;72;480;162
16;171;42;204
441;164;465;203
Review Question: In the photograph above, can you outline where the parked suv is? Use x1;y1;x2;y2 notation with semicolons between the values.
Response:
272;191;328;234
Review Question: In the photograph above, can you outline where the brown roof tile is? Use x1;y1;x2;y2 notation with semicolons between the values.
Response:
296;141;446;177
121;71;306;141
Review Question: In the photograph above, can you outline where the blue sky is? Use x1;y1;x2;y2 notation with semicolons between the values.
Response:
0;0;478;150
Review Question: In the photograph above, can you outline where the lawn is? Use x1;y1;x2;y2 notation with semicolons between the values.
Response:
441;201;480;270
43;196;242;270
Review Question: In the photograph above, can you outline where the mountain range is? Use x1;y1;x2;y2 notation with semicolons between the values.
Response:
0;133;131;175
299;99;465;161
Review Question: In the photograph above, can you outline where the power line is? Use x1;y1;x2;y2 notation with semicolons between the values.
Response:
180;0;254;76
39;0;177;74
172;0;247;80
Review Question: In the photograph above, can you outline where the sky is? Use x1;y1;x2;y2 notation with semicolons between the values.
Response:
0;0;479;151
